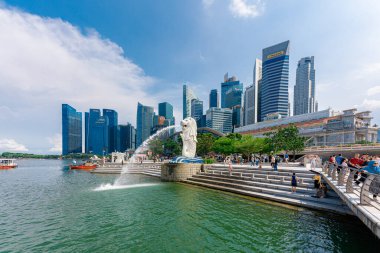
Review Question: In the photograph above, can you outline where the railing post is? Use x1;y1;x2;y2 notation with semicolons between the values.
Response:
322;162;328;174
328;163;334;177
360;174;376;205
251;173;255;179
338;168;346;186
332;165;338;181
240;172;243;178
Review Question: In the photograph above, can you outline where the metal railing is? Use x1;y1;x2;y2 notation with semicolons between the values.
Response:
321;162;380;206
304;144;380;152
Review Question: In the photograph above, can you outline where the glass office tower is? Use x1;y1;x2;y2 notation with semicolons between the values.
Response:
183;84;197;119
260;40;290;121
209;89;219;108
136;102;154;147
62;104;82;155
294;56;317;115
103;109;118;153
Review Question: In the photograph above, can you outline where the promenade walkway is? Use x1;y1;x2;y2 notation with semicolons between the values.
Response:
317;163;380;239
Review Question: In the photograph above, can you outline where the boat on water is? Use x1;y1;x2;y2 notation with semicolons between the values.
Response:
0;159;18;169
69;161;97;170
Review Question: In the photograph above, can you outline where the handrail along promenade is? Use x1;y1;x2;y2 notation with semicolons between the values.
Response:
319;161;380;238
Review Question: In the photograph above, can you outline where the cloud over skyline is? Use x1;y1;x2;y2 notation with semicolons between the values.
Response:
0;6;157;153
0;1;379;154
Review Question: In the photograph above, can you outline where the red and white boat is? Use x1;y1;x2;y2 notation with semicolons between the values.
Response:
0;159;18;169
69;161;97;170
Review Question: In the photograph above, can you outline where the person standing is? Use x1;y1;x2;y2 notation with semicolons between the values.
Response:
313;174;321;195
284;153;289;164
228;157;233;176
271;155;275;169
274;156;279;171
291;173;298;192
311;156;317;170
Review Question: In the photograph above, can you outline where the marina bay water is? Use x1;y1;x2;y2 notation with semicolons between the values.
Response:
1;160;379;252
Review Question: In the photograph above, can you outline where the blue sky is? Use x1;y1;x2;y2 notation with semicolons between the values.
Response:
0;0;379;153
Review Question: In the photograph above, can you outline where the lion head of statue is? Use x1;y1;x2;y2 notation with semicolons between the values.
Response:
180;117;197;157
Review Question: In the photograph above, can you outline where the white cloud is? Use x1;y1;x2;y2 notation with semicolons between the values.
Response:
0;139;28;152
361;99;380;110
229;0;264;18
0;6;158;153
367;85;380;96
47;134;62;153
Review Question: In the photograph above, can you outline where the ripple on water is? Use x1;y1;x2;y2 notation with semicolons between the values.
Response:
1;160;380;252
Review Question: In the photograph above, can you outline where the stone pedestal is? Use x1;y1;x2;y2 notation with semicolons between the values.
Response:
161;163;202;182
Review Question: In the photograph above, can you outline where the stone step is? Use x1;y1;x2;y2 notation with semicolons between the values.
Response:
183;179;352;215
186;177;343;206
203;171;315;183
193;174;315;192
196;173;340;198
210;165;315;173
206;167;316;177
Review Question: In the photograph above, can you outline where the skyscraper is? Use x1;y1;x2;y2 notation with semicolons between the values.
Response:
260;40;290;121
159;102;173;120
206;107;233;134
191;98;203;125
158;102;175;126
243;85;255;126
91;116;109;155
119;123;136;151
136;102;154;147
183;84;197;119
62;104;82;155
103;109;118;153
293;56;317;115
221;73;243;128
84;108;109;155
84;112;89;153
209;89;219;108
243;59;262;126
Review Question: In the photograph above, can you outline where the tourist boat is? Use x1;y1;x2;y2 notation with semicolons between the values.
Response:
0;159;18;169
69;161;97;170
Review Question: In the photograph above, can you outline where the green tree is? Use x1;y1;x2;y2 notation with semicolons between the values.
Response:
226;133;242;141
212;136;237;156
196;133;216;157
265;124;306;161
162;138;181;157
149;139;164;157
235;135;272;158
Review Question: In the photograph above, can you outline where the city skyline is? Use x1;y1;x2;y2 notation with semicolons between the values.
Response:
1;1;380;154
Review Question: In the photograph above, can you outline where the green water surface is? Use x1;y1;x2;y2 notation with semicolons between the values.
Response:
0;160;379;252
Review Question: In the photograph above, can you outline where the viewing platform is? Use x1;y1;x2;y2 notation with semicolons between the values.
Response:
316;163;380;239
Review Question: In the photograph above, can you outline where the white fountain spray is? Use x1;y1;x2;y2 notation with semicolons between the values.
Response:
121;125;177;174
98;125;179;189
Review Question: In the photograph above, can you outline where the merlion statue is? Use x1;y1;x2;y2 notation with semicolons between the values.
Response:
180;117;197;158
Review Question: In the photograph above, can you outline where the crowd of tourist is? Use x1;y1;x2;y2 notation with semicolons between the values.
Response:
327;153;380;201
